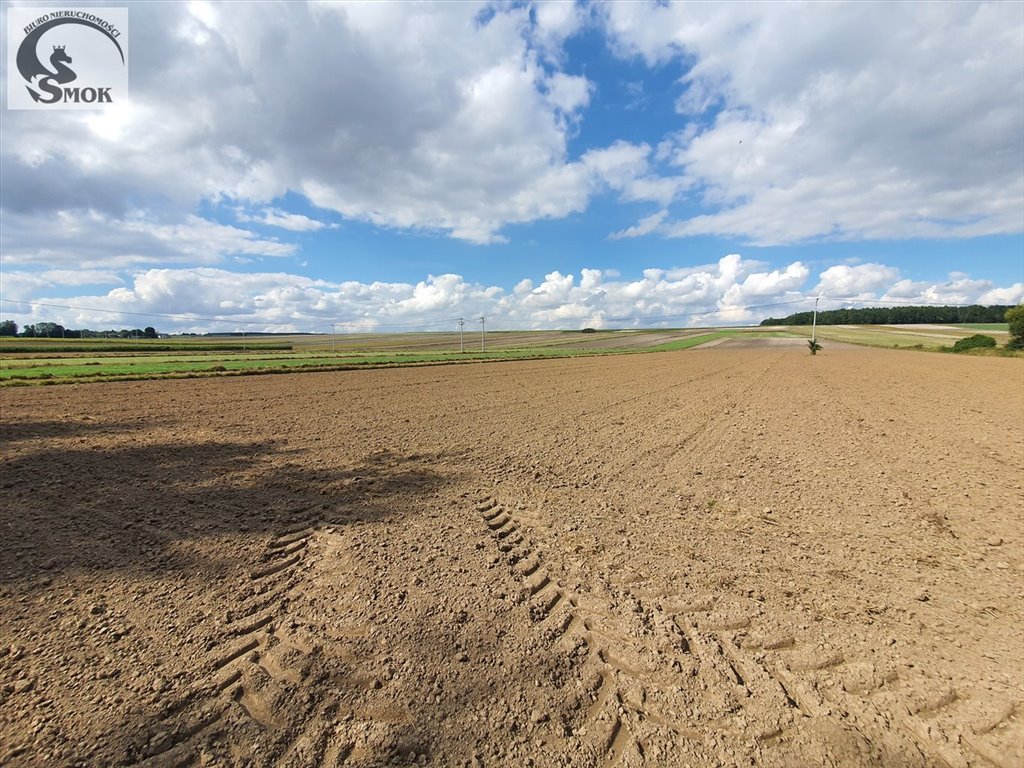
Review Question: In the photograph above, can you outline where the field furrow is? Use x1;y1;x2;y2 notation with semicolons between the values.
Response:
1;344;1020;766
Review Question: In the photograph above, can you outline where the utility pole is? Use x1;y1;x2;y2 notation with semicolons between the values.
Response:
480;316;485;351
458;317;465;353
811;296;820;344
331;323;336;353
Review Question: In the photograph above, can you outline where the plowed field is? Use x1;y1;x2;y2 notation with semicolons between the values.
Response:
1;344;1021;767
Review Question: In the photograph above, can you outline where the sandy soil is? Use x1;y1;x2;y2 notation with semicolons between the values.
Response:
881;331;974;341
1;345;1021;768
702;338;809;350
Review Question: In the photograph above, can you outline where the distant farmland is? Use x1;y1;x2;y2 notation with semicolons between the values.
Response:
0;324;1016;385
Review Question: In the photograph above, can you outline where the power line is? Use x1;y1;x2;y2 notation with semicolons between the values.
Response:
0;293;1003;333
607;294;1000;325
604;297;811;324
0;297;462;331
819;296;994;307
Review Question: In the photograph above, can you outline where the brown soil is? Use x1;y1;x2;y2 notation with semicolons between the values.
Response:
1;345;1021;768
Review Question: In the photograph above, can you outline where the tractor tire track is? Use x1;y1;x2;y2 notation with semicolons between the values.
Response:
793;364;1022;768
477;495;711;767
478;491;1003;768
648;586;1023;768
130;516;320;767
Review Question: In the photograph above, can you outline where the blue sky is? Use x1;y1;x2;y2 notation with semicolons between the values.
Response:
1;1;1022;333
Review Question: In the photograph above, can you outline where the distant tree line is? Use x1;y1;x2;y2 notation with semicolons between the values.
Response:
760;305;1014;326
0;321;159;339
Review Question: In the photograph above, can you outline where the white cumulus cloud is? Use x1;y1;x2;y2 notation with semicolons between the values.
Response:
609;210;667;239
814;263;903;299
3;257;1019;334
883;274;1024;306
602;1;1024;244
0;1;644;252
0;210;295;269
235;208;337;232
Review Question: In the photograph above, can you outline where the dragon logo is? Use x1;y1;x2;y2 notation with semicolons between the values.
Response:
22;43;79;102
9;10;127;108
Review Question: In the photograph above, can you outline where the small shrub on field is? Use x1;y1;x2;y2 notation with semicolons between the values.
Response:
1007;304;1024;349
952;334;996;353
209;365;227;372
808;339;823;355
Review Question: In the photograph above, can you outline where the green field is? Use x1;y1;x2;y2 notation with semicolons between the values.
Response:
0;348;618;382
1;324;1018;386
951;323;1010;332
0;337;292;354
0;330;748;385
808;323;1012;350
